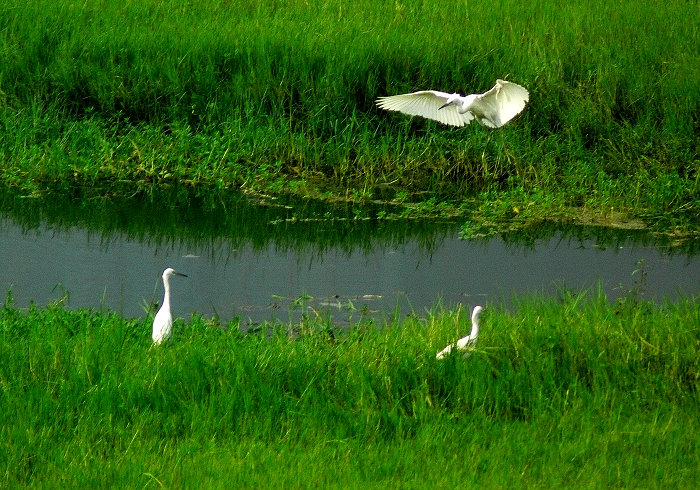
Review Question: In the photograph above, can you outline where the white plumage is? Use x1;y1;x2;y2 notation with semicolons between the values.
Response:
377;80;529;128
436;305;485;359
152;267;187;345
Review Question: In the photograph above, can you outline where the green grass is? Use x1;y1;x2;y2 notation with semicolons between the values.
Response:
1;3;697;485
0;0;698;235
1;291;699;487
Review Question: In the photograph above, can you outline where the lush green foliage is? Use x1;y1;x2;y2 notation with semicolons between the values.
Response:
0;0;698;233
1;3;697;485
1;292;699;487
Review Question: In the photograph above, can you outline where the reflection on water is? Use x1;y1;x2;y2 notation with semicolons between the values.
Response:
1;189;698;326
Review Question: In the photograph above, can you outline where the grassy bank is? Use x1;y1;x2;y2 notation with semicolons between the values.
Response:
0;0;698;235
1;292;699;486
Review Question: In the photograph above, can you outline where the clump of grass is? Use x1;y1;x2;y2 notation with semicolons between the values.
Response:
1;291;698;486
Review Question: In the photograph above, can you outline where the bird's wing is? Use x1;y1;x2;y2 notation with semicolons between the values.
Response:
152;308;172;342
436;343;453;359
376;90;475;127
455;335;475;350
473;80;529;128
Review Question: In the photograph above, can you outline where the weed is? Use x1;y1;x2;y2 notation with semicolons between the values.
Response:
0;0;697;234
1;295;698;486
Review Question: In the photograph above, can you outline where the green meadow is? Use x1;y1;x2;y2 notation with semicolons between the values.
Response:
0;0;698;234
1;292;699;487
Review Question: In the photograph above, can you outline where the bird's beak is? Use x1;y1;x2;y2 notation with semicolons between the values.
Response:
438;103;448;110
175;272;188;277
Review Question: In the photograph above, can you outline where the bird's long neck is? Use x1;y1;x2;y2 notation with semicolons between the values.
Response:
162;280;171;312
469;314;480;338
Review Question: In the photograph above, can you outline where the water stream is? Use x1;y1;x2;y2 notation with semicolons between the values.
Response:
1;190;698;327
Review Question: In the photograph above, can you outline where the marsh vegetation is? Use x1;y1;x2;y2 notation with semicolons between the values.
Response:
1;293;699;487
0;0;698;235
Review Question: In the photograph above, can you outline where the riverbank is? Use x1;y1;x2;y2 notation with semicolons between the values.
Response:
0;0;698;238
1;292;698;486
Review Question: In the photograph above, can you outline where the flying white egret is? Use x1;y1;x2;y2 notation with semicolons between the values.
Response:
152;267;188;345
436;305;485;359
376;80;529;128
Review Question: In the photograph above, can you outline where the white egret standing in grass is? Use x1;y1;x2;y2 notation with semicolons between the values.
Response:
152;267;187;345
436;305;485;359
376;80;529;128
